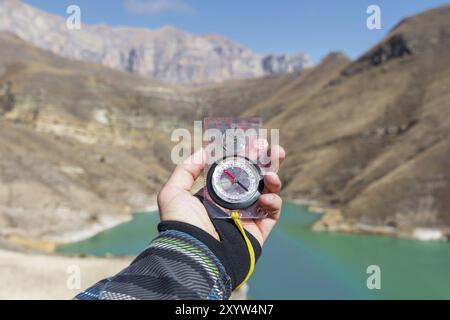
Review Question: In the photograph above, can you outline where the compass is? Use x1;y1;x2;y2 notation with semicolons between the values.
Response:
206;156;264;210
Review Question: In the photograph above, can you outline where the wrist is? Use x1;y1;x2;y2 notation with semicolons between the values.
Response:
158;219;262;290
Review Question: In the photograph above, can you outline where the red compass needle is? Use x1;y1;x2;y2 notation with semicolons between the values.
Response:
223;169;235;180
223;169;249;192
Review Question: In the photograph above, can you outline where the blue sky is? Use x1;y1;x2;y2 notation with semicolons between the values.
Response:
23;0;450;62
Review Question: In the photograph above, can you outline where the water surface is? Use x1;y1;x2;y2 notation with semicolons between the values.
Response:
59;203;450;299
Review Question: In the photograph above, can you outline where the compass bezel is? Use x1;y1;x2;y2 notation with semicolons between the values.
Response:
206;155;264;210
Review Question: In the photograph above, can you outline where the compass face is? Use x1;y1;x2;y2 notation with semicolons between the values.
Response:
207;156;264;210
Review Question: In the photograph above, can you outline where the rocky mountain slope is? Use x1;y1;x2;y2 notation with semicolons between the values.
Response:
242;5;450;238
0;31;195;243
0;30;304;244
1;4;450;246
0;0;312;85
193;4;450;238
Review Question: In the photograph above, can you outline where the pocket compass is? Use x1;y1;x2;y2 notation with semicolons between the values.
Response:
206;156;264;210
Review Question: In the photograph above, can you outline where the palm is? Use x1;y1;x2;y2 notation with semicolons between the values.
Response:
158;186;220;241
158;146;285;247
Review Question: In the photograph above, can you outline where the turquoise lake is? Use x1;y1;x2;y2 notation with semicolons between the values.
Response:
58;203;450;299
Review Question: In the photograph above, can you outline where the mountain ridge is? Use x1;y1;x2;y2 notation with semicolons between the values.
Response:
258;4;450;238
1;4;450;245
0;0;312;85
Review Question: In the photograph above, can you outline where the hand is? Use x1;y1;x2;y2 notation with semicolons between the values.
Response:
157;145;286;246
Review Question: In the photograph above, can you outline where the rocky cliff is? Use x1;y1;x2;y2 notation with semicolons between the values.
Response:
0;31;191;243
0;0;312;85
245;5;450;238
195;4;450;238
1;4;450;245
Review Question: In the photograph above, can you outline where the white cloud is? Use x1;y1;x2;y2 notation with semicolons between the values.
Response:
124;0;193;16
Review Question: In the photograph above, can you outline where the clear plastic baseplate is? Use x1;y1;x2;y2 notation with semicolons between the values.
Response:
203;117;267;219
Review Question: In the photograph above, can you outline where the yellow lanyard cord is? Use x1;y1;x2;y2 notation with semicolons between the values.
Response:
231;211;255;290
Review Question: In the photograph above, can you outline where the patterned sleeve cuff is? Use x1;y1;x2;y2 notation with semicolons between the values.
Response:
76;229;232;300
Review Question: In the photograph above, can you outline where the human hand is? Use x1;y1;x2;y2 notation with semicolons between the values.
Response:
157;145;285;247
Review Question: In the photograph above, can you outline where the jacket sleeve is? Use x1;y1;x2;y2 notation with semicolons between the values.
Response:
75;229;232;300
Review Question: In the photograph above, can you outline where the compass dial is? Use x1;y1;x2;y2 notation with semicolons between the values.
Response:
207;156;264;210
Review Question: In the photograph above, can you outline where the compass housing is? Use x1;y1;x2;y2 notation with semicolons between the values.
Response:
206;155;264;210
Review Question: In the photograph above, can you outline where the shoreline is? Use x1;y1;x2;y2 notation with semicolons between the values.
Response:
52;203;160;246
309;204;449;242
286;197;449;242
0;247;132;299
4;203;159;253
4;197;449;255
286;197;326;214
57;203;158;244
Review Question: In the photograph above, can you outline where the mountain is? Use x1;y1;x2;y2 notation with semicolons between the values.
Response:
1;4;450;246
0;31;194;243
243;5;450;238
0;29;307;245
0;0;312;86
195;4;450;238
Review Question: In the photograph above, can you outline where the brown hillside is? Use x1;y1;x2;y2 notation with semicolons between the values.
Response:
257;5;450;234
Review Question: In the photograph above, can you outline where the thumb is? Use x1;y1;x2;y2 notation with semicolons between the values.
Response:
165;148;205;192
